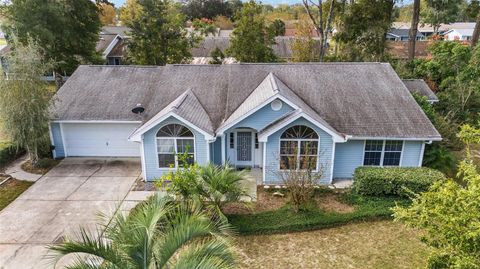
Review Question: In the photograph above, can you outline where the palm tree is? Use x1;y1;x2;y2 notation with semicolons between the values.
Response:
200;163;248;216
49;194;236;269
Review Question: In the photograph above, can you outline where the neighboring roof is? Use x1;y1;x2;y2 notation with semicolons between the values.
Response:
402;79;438;102
52;63;441;140
107;38;125;58
388;28;425;38
96;34;118;54
392;22;475;33
191;36;320;58
101;26;130;37
444;28;474;37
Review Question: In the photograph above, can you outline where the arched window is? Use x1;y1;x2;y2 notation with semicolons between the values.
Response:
279;125;319;170
156;124;195;168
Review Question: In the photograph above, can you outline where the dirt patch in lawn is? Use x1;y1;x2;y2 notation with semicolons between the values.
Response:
223;187;288;214
0;177;33;211
21;159;60;175
316;193;355;213
223;187;354;215
235;220;429;269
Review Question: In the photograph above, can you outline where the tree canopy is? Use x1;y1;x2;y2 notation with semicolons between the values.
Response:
226;1;276;63
99;3;117;26
0;38;52;164
126;0;198;65
394;124;480;269
3;0;102;76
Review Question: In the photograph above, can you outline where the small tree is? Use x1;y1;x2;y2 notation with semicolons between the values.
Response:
269;18;286;36
394;124;480;268
276;145;324;213
199;163;247;216
226;1;277;63
290;19;317;62
422;0;463;33
159;151;247;216
209;47;225;64
0;38;52;164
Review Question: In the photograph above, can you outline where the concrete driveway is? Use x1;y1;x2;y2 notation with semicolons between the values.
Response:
0;158;141;269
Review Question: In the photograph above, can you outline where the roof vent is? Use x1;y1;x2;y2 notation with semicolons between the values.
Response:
132;103;145;114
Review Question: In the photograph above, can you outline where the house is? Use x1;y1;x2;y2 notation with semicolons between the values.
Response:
386;28;426;41
402;79;439;104
98;26;130;65
49;63;441;184
443;29;474;41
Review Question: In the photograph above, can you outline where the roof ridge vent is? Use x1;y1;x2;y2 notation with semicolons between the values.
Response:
268;72;279;93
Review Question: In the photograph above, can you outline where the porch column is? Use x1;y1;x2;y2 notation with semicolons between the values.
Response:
262;141;266;184
221;133;226;164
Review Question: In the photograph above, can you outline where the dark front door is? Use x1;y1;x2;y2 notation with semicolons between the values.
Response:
236;132;252;163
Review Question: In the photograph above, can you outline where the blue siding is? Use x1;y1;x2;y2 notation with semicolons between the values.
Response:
228;99;294;131
143;117;208;181
333;140;425;179
50;122;65;158
402;141;423;166
333;140;364;178
264;117;333;184
211;139;222;165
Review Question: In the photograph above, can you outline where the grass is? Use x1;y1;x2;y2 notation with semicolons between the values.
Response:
227;192;410;235
235;220;429;269
0;177;33;211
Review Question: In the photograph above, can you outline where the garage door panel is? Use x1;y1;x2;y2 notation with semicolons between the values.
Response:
63;123;140;157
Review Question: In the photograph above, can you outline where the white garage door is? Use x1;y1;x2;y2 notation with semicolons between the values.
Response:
62;123;141;157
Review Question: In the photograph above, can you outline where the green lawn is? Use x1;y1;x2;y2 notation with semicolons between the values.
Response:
228;192;410;235
0;178;33;211
235;220;429;269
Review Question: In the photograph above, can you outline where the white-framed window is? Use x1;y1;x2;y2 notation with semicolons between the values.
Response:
363;140;403;166
156;124;195;168
279;125;319;170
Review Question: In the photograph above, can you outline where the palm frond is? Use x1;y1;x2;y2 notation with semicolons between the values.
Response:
49;227;125;268
172;238;236;269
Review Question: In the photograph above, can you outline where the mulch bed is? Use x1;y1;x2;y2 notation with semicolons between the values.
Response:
132;177;163;191
21;159;60;175
223;186;354;215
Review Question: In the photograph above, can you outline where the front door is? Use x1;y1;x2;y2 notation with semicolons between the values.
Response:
236;131;252;166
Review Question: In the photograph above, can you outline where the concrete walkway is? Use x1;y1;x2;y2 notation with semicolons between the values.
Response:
4;155;42;182
0;158;144;269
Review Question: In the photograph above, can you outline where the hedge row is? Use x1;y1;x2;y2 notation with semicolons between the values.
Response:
352;166;445;197
0;142;25;170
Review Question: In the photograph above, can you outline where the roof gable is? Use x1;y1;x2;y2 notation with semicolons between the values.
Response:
129;89;214;141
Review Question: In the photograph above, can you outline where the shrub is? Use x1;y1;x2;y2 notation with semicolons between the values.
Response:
0;142;24;169
353;167;445;197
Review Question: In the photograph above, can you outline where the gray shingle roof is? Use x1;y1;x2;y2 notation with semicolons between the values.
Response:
52;63;440;140
388;28;425;38
191;37;320;58
402;79;438;102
